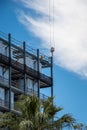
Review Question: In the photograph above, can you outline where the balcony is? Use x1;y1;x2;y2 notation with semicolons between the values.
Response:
0;98;9;112
11;80;24;94
0;75;9;87
11;88;48;113
26;88;48;102
0;53;52;87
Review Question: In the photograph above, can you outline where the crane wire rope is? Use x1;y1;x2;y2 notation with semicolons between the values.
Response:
53;0;55;48
49;0;51;48
49;0;55;49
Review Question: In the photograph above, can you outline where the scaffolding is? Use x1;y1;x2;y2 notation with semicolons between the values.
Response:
0;32;54;113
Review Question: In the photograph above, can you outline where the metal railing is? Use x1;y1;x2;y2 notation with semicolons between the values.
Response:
0;31;8;41
0;92;48;113
11;37;23;49
26;88;48;101
11;80;18;88
26;44;37;56
0;31;23;49
0;75;49;101
0;75;20;89
0;52;52;86
39;52;51;64
10;88;49;112
0;98;9;108
0;75;9;85
0;31;51;65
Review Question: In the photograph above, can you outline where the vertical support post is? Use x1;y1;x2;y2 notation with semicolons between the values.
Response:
33;80;35;94
51;56;53;98
8;33;11;111
50;47;54;98
50;47;54;128
37;49;40;98
23;42;26;94
50;56;54;129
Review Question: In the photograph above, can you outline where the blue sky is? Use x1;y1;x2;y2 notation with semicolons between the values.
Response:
0;0;87;125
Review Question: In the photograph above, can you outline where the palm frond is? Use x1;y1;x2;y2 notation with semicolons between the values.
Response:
0;95;77;130
19;120;33;130
55;114;76;129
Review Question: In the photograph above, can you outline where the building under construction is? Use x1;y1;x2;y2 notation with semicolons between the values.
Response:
0;32;54;114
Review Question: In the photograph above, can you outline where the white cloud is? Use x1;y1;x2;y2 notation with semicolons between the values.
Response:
17;0;87;77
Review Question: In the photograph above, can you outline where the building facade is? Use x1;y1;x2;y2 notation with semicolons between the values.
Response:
0;33;53;114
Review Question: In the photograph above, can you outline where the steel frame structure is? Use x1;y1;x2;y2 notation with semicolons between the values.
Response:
0;33;53;113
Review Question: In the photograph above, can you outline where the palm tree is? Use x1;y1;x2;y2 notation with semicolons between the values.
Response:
73;123;84;130
0;95;75;130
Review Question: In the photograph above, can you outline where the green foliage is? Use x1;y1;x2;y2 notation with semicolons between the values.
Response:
54;114;76;129
0;112;21;130
0;95;76;130
73;123;84;130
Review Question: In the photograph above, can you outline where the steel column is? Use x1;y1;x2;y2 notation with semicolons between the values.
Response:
50;56;54;130
8;33;11;111
23;42;26;94
37;49;40;98
51;56;53;98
